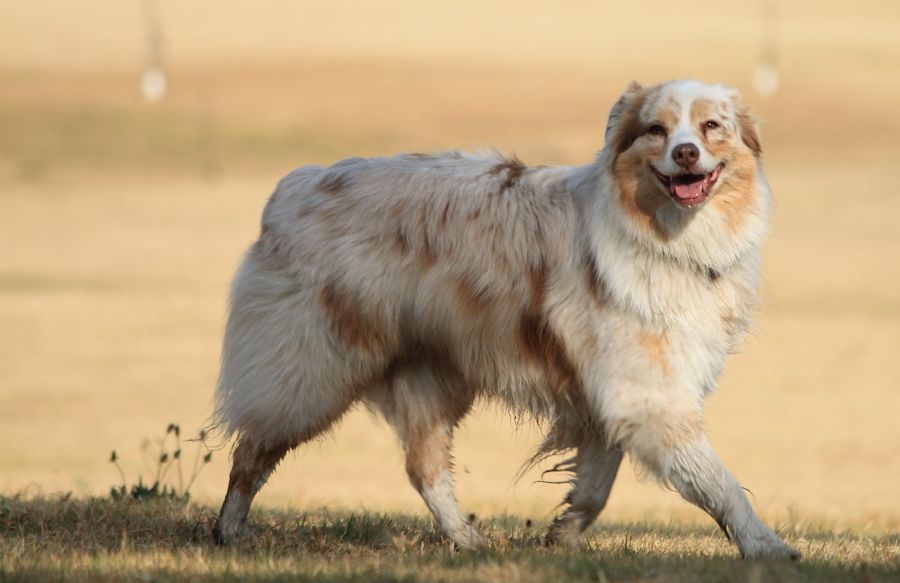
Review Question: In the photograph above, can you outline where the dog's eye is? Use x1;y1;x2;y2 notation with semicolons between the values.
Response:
647;124;667;137
704;120;720;130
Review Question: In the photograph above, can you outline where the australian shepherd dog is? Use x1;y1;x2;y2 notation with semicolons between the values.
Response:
212;80;799;559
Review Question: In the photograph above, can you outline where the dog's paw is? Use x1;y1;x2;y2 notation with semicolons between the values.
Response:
450;523;487;550
738;528;800;561
544;508;590;548
544;521;582;549
212;520;250;546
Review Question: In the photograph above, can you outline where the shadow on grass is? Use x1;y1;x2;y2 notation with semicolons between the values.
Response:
0;495;895;582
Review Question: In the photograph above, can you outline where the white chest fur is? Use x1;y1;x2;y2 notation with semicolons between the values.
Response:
589;210;760;398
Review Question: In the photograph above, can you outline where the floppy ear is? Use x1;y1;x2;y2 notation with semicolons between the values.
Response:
604;81;646;154
731;95;762;155
737;108;762;155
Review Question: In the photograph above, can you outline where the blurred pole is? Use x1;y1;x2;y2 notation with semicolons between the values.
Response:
753;0;780;97
139;0;167;101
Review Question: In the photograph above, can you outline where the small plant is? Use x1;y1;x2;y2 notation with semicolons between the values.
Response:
109;423;213;502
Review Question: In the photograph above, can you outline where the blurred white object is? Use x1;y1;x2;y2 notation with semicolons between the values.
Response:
140;67;167;102
753;63;779;97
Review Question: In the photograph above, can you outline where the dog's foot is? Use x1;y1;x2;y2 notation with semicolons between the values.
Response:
737;526;800;560
544;508;592;548
448;523;486;550
212;520;250;546
544;519;582;548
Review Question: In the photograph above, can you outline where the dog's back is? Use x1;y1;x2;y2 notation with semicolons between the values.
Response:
216;152;593;446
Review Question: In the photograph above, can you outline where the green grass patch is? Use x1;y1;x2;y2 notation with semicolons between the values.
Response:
0;495;896;582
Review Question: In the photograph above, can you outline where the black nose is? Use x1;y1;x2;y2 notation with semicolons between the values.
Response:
672;143;700;168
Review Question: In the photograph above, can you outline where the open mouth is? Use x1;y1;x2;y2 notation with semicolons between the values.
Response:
650;162;725;207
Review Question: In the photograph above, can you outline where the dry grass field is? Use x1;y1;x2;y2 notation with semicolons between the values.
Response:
1;0;899;580
2;496;898;582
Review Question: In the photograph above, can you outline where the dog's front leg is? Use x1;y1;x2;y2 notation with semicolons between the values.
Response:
597;376;799;560
664;436;800;560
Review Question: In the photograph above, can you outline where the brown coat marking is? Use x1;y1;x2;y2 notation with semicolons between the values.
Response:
525;260;548;312
420;232;437;268
318;197;357;238
418;205;438;268
226;438;296;496
319;171;348;195
606;83;650;155
639;330;670;376
691;99;738;159
663;412;703;448
488;156;527;189
454;273;492;315
607;86;671;240
736;107;762;155
253;229;294;271
438;200;452;230
721;307;739;339
639;92;678;140
652;103;679;135
584;257;608;309
518;261;579;395
394;228;410;255
608;409;703;451
391;198;409;218
612;154;670;241
405;425;452;490
710;149;757;234
689;99;719;127
320;283;385;351
687;98;760;235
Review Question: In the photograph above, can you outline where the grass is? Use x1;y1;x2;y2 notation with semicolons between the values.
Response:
1;495;896;583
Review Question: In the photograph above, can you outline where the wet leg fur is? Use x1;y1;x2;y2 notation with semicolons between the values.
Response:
545;441;623;547
603;399;800;560
665;438;800;560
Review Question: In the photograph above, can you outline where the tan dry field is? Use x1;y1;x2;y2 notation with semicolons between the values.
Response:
1;0;899;535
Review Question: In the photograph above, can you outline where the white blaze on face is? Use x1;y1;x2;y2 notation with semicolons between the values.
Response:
648;81;734;178
638;81;739;206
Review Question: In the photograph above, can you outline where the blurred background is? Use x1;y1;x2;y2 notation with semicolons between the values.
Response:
1;0;898;532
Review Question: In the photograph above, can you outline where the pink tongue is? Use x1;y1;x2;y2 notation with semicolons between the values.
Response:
672;179;705;200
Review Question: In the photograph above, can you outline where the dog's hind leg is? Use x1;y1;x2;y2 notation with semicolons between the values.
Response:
213;248;399;544
544;438;623;547
405;418;483;549
369;362;482;549
213;385;363;545
213;435;295;544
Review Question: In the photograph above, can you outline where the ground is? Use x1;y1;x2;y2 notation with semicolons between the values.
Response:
1;496;897;582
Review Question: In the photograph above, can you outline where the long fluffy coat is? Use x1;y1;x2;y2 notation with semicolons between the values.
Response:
212;80;798;560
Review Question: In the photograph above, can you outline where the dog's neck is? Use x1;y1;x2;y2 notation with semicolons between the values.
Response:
567;157;770;283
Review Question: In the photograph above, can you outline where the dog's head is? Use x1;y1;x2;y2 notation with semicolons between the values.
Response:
600;80;768;258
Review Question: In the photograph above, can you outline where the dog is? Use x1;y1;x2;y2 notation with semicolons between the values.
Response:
212;79;799;560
